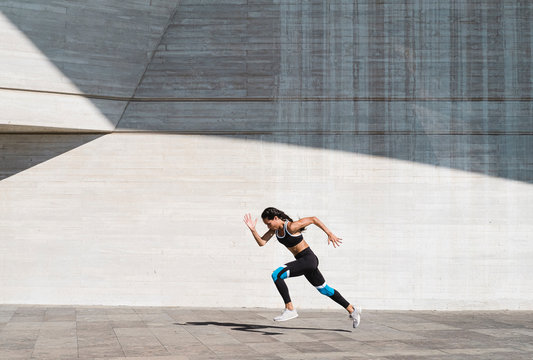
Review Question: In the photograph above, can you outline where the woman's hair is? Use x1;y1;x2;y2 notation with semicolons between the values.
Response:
261;207;293;222
262;207;307;232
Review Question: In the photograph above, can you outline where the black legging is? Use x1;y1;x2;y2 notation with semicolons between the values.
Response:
271;247;350;308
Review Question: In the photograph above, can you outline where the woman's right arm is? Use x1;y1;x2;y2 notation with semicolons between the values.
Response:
243;213;275;247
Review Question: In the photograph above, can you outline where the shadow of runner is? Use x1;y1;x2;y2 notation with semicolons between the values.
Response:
176;321;352;336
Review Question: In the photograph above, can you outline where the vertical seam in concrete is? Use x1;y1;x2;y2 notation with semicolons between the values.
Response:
114;2;181;131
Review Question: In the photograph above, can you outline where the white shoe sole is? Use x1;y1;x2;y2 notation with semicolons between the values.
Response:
273;313;298;322
351;306;362;328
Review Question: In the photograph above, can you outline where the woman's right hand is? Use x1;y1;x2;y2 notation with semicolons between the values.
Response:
243;213;257;231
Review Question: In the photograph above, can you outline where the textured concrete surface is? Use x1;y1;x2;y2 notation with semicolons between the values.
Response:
0;1;532;310
1;133;532;310
1;305;533;359
1;0;531;180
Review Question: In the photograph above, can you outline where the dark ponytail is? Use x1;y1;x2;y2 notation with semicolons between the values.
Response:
262;207;307;232
261;207;293;222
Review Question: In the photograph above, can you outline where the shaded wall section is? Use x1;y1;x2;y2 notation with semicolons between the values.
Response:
118;0;533;183
0;1;531;182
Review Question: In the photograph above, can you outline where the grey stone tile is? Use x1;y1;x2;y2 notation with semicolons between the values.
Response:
225;328;282;343
271;331;316;343
194;332;241;346
166;308;214;324
0;348;33;359
0;310;15;322
77;328;124;359
247;341;301;355
3;321;42;331
137;312;176;327
440;347;525;356
108;313;143;322
286;341;342;353
77;344;125;359
325;340;382;356
0;305;531;360
10;313;45;323
470;327;533;338
119;345;171;358
354;340;447;358
303;330;354;342
110;320;147;328
411;311;520;330
31;342;78;359
280;353;369;360
40;321;76;332
76;309;109;322
349;327;426;342
114;327;170;357
44;308;76;322
151;326;201;345
385;322;460;332
206;343;260;356
105;307;137;315
165;342;214;357
114;327;154;337
0;329;40;350
92;357;188;360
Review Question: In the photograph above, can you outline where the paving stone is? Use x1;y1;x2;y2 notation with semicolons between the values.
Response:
0;348;34;359
164;342;214;357
43;308;77;322
0;305;532;359
286;340;342;353
247;341;301;355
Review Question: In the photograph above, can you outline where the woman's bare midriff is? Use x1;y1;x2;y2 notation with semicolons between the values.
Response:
287;239;309;256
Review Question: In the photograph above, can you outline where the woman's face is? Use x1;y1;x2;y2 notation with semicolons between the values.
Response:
263;216;283;230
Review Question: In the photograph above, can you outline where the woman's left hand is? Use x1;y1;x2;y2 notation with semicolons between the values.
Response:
328;234;343;248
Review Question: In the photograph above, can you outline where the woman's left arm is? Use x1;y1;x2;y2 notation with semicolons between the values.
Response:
289;217;343;248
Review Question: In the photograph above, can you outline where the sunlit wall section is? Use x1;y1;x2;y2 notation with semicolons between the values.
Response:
0;133;531;309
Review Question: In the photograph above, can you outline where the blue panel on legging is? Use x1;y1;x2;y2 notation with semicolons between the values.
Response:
271;266;288;281
317;284;335;297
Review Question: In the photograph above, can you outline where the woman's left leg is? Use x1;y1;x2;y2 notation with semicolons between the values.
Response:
304;268;351;310
305;268;361;328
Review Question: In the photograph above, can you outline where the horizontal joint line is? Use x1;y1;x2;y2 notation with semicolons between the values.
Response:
1;87;532;102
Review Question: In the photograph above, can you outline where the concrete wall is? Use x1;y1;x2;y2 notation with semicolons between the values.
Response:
0;1;532;310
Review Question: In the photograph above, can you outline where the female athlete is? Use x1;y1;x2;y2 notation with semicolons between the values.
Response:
243;207;361;328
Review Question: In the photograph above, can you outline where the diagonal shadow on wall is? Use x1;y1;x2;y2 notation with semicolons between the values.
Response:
0;1;179;180
117;0;533;183
0;133;104;181
1;1;532;183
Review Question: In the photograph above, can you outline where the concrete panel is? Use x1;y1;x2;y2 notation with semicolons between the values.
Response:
0;133;532;309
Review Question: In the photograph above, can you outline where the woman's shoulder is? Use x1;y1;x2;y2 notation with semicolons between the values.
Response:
286;221;303;235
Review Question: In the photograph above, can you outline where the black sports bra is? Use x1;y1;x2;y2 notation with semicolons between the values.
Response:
276;221;304;248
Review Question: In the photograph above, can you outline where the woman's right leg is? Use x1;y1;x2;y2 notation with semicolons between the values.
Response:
271;252;318;307
271;265;292;306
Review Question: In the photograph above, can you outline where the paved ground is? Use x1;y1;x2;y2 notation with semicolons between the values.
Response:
1;305;532;359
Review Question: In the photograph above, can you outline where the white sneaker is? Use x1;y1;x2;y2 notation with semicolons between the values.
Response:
350;306;362;328
273;308;298;322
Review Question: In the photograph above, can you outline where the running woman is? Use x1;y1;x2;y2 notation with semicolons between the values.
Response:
243;207;361;328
